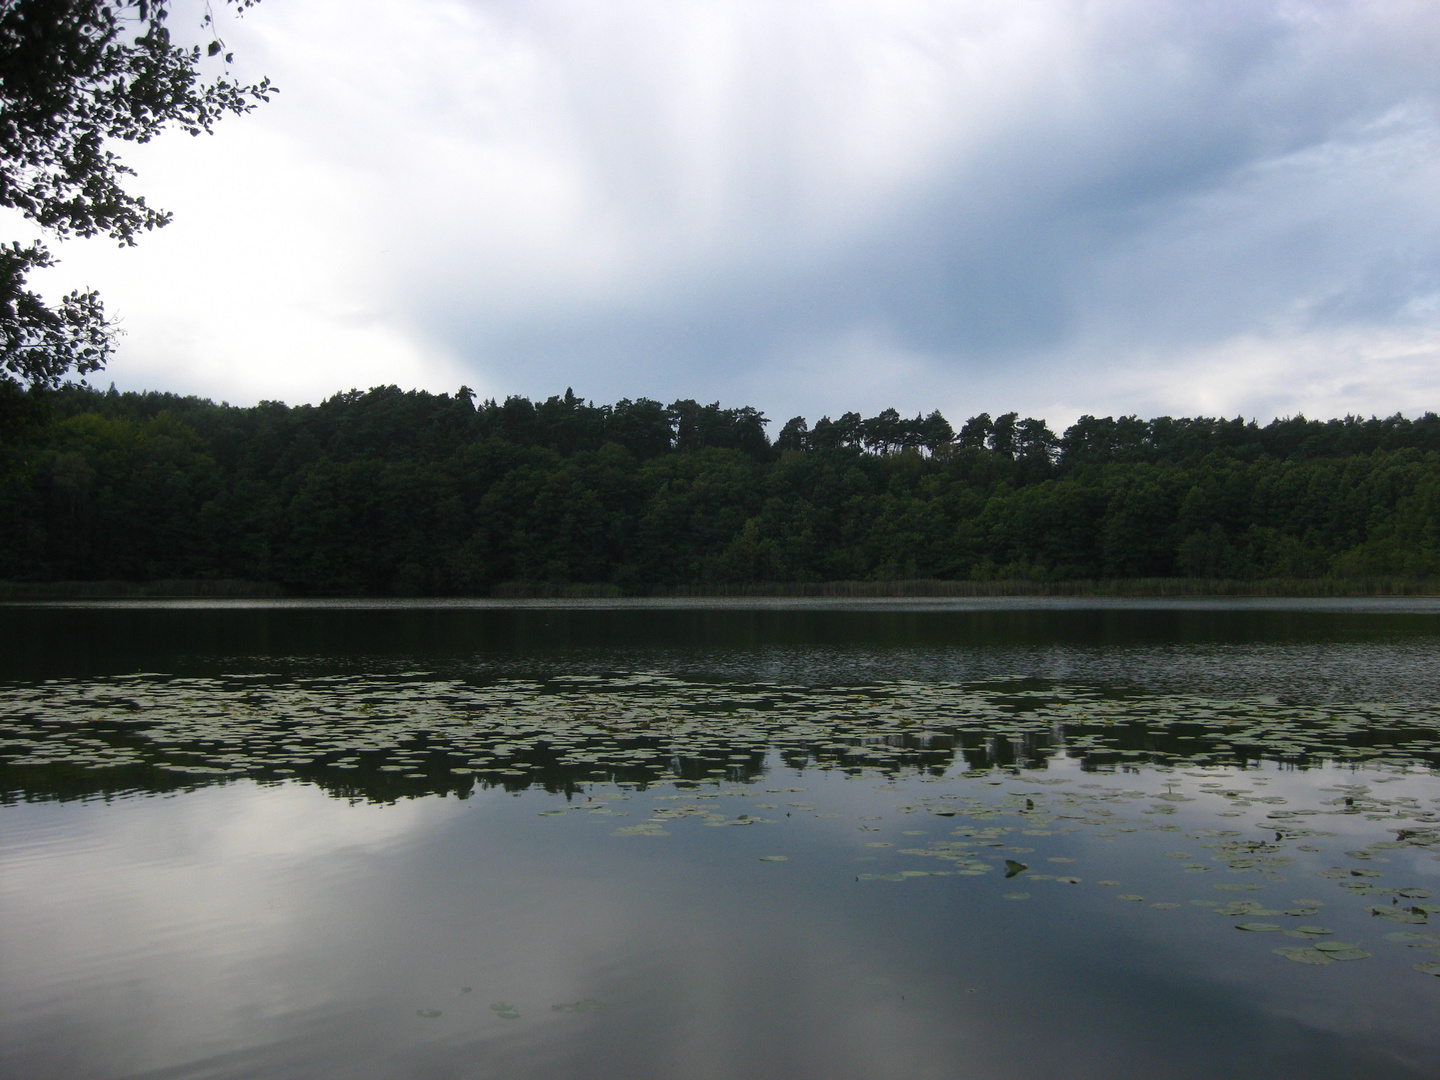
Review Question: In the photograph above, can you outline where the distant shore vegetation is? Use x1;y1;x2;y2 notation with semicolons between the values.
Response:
2;384;1439;596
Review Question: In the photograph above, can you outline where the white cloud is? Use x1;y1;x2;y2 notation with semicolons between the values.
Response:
16;0;1440;424
1087;323;1440;424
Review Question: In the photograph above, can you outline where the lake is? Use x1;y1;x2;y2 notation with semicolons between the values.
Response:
2;598;1439;1079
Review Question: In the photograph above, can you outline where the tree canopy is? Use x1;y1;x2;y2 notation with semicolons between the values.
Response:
0;0;271;401
5;384;1439;593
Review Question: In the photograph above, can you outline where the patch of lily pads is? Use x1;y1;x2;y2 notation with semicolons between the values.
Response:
3;670;1440;980
4;674;1440;806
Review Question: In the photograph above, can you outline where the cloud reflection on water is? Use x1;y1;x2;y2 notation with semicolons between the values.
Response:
3;766;1438;1079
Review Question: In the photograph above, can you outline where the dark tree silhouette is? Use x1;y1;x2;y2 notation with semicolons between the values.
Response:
5;384;1438;592
0;0;272;403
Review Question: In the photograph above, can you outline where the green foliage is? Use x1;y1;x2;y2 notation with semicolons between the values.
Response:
0;0;272;394
0;241;109;393
4;383;1440;593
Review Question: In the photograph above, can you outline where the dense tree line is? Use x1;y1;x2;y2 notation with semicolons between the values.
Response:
2;384;1438;592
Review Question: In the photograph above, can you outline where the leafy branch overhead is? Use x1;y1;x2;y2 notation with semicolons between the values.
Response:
0;241;106;388
0;0;272;395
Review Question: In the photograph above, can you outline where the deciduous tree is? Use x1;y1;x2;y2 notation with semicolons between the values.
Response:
1;0;271;403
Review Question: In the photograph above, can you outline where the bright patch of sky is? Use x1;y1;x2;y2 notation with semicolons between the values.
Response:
14;0;1440;428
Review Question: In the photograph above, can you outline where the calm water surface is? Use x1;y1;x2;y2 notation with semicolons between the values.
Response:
2;599;1439;1079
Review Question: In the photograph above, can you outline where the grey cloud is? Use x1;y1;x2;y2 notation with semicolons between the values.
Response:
380;1;1440;419
63;0;1438;422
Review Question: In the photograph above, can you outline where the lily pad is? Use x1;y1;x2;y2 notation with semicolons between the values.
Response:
552;998;604;1013
1414;961;1440;976
1236;922;1282;932
759;855;789;862
613;824;668;837
1274;946;1333;965
1368;907;1429;924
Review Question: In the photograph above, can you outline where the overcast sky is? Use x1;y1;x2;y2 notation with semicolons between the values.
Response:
15;0;1440;428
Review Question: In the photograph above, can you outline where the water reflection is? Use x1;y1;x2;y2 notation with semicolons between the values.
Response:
7;598;1440;695
2;602;1440;1078
3;765;1438;1080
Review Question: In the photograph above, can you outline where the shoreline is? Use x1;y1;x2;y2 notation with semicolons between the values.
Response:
3;576;1439;601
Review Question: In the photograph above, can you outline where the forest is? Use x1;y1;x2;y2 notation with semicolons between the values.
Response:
2;383;1439;594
